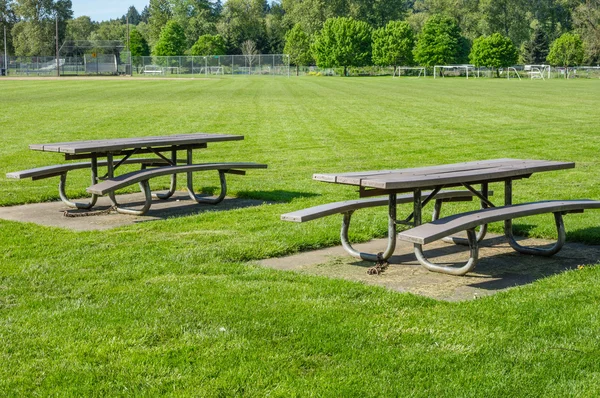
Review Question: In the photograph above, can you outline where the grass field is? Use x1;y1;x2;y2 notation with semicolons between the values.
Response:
1;76;600;396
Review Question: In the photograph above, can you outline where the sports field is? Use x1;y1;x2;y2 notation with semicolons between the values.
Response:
1;77;600;395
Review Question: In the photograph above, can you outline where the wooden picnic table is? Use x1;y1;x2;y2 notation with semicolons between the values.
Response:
14;133;267;214
310;158;590;275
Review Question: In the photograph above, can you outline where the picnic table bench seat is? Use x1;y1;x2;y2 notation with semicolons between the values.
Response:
398;199;600;276
86;162;268;215
6;158;176;210
6;158;173;180
281;189;493;262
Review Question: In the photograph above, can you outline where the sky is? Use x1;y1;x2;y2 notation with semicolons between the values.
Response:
71;1;149;22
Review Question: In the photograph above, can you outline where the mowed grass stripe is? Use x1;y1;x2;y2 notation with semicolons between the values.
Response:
0;77;599;395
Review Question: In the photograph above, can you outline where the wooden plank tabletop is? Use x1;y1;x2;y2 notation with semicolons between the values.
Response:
313;159;575;190
29;133;244;154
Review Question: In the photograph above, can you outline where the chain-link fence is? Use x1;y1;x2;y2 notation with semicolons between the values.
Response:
0;54;290;77
132;54;290;77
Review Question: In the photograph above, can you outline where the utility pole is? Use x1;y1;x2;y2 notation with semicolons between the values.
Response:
3;25;7;75
127;15;131;75
55;12;59;77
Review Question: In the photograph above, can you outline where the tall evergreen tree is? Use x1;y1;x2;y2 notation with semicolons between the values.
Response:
521;27;550;64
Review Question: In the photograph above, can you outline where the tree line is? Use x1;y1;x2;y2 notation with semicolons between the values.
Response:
1;0;598;69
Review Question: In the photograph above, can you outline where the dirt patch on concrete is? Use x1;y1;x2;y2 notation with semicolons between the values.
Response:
0;192;267;231
258;235;600;301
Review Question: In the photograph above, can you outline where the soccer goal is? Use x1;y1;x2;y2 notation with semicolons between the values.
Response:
434;65;476;79
524;64;550;80
393;66;426;78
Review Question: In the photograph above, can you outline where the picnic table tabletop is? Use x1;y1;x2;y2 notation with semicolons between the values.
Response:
313;159;575;191
29;133;244;154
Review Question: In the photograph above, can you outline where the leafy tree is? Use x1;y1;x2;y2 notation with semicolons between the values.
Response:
0;0;17;55
281;0;328;36
189;34;226;55
129;28;150;56
520;27;549;64
11;0;73;56
357;0;408;28
91;20;126;42
171;0;216;48
547;32;584;70
148;0;172;44
410;0;481;40
284;23;313;75
66;16;95;41
413;14;464;67
372;20;415;68
153;19;186;56
217;0;267;54
573;0;600;64
478;0;530;46
311;17;372;76
469;33;518;76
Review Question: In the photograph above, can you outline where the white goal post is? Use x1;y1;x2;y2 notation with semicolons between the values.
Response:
434;65;476;79
393;66;426;78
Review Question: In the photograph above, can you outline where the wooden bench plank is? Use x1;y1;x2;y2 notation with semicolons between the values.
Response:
6;158;174;180
87;162;267;195
281;190;492;222
31;133;244;154
398;200;600;245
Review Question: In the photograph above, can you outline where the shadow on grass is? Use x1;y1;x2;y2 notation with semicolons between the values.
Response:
236;190;320;203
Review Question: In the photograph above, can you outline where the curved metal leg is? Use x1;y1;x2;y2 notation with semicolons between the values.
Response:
152;174;177;200
414;229;478;276
433;199;488;245
187;170;227;204
58;172;98;209
114;180;152;216
340;211;396;262
340;194;397;262
505;213;565;256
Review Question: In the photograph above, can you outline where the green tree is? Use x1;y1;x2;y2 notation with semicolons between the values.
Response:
148;0;172;45
413;14;464;67
573;0;600;64
520;27;550;64
478;0;530;46
311;16;372;76
284;23;313;75
217;0;267;53
189;34;226;55
281;0;327;36
372;20;415;68
265;3;287;54
129;28;150;56
121;5;141;25
91;20;126;42
547;32;584;72
66;16;95;41
0;0;16;55
469;33;518;76
153;19;186;55
171;0;216;48
12;0;73;56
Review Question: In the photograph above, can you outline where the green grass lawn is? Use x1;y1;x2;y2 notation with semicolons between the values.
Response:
1;76;600;396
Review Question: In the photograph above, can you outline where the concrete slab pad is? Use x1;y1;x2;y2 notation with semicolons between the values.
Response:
258;234;600;302
0;192;267;231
